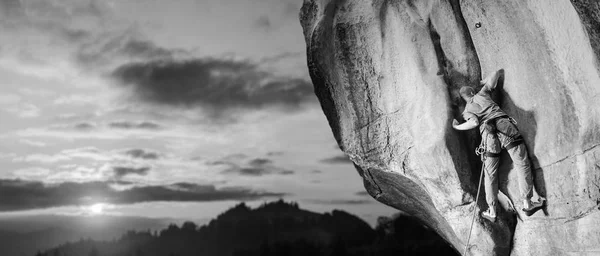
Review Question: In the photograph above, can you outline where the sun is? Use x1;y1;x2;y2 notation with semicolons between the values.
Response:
88;203;105;215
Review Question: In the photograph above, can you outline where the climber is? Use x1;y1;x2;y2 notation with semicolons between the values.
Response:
451;69;545;222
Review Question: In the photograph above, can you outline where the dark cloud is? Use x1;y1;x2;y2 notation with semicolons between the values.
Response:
74;122;96;130
319;155;352;165
108;121;162;130
255;16;272;30
207;160;231;166
63;121;161;131
0;0;23;18
122;149;160;160
113;166;150;177
221;164;294;177
235;167;271;176
0;179;286;211
266;151;284;156
355;191;370;197
307;199;374;205
216;156;293;177
111;58;315;113
248;158;272;166
120;39;175;59
279;170;295;175
111;180;135;186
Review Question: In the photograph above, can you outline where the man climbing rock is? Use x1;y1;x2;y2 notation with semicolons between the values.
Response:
452;69;545;222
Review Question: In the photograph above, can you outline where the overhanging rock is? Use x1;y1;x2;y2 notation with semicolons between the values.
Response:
299;0;600;255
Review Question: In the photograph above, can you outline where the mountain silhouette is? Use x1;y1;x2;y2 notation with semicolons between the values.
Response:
35;200;458;256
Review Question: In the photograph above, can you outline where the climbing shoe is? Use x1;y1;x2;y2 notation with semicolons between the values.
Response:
522;197;546;216
481;209;497;222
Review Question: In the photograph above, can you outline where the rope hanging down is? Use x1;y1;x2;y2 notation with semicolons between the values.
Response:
463;136;489;255
463;162;485;255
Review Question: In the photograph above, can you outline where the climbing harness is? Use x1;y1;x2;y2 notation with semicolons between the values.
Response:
495;117;523;150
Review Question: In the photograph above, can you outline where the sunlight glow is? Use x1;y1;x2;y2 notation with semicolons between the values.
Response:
88;203;105;215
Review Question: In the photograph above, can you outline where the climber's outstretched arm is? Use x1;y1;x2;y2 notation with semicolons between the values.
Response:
480;69;504;93
452;118;479;131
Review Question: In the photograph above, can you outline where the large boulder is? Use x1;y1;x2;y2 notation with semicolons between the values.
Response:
299;0;600;255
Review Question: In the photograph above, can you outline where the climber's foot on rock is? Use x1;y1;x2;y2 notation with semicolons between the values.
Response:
481;209;497;222
522;197;546;216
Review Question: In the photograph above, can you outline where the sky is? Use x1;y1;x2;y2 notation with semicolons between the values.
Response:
0;0;396;226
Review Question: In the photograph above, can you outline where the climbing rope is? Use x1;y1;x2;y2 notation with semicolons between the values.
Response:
463;134;488;255
463;162;485;255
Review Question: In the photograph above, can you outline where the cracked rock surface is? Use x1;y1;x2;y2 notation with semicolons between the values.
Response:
299;0;600;255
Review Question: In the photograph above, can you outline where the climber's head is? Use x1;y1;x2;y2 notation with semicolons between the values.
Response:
459;86;476;101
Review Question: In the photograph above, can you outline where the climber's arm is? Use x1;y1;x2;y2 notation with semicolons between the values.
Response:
480;69;504;93
452;118;479;131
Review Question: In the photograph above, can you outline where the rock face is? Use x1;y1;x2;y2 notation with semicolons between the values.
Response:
299;0;600;255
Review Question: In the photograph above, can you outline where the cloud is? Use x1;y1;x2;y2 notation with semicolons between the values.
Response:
0;0;182;79
57;121;162;131
210;156;294;177
307;199;374;205
0;179;286;211
214;156;295;177
254;16;272;30
110;58;315;114
74;31;185;70
52;94;95;105
12;147;162;165
107;121;162;130
73;122;96;130
233;167;272;176
248;158;272;166
258;52;303;64
19;139;47;147
12;147;108;164
13;154;71;164
266;151;284;156
279;170;295;175
219;158;294;177
0;0;22;17
222;166;294;177
113;166;151;177
319;155;353;165
355;191;370;197
5;103;40;118
122;149;160;160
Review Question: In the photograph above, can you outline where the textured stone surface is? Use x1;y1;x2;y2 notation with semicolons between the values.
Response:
299;0;600;255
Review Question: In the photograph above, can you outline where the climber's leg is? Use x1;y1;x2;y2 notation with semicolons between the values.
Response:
482;156;499;221
506;143;545;214
496;116;546;215
481;130;501;221
506;143;533;200
495;117;532;199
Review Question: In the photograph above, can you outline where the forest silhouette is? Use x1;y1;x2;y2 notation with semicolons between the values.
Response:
35;200;458;256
